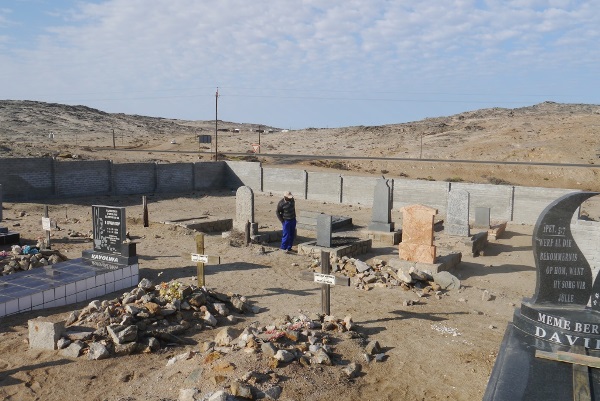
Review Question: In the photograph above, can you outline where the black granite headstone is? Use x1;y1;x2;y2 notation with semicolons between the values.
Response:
92;205;127;254
485;192;600;400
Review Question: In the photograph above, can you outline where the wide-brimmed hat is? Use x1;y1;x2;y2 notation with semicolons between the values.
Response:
284;191;293;199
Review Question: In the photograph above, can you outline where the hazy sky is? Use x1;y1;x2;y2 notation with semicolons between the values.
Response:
1;0;598;129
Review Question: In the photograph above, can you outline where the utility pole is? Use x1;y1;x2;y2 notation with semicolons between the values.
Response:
258;125;261;153
112;129;116;149
214;88;219;161
420;133;423;159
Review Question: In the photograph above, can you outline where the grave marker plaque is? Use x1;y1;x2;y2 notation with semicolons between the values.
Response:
92;205;127;254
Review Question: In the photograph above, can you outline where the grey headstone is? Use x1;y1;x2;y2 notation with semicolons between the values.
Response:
474;207;491;228
446;190;470;236
316;214;332;248
234;186;257;234
368;178;394;232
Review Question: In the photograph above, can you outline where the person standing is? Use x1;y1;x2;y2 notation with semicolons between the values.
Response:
276;191;296;252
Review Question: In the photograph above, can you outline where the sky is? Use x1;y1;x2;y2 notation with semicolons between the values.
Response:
0;0;598;129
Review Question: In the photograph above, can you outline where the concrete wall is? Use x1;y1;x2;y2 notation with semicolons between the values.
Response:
263;167;307;198
156;163;194;193
55;160;111;197
512;187;577;224
342;175;379;205
307;172;342;203
194;162;226;190
224;161;262;191
393;179;450;213
0;157;54;201
450;182;514;222
112;163;156;195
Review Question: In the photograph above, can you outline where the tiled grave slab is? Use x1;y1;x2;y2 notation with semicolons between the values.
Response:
0;258;139;318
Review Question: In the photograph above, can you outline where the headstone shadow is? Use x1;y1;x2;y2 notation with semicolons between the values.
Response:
455;261;535;279
205;262;268;275
245;287;318;300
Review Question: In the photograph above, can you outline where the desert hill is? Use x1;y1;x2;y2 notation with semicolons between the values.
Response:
1;99;600;190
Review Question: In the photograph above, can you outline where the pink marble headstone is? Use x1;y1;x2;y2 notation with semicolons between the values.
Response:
398;204;438;263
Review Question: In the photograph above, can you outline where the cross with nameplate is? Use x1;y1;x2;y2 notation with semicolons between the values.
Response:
189;233;221;287
301;250;350;315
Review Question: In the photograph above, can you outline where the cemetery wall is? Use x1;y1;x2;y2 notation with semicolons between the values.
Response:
571;220;600;271
112;163;156;195
224;161;262;191
306;172;342;203
55;160;111;197
263;167;307;199
450;182;514;222
0;157;54;201
194;162;226;190
393;179;449;213
155;163;194;193
341;175;379;205
512;187;577;224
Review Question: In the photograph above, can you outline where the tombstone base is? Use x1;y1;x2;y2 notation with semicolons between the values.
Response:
388;252;461;274
82;248;138;269
488;222;507;241
0;227;20;245
484;322;600;400
296;211;353;232
0;258;139;318
298;238;372;259
366;230;402;246
398;243;436;264
367;222;395;232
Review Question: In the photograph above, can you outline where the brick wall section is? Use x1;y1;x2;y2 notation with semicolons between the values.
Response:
194;162;226;190
341;175;379;205
263;167;307;199
307;172;342;203
224;161;262;191
112;163;156;195
55;160;111;197
513;187;577;224
156;163;193;193
0;157;54;201
394;179;450;213
450;182;514;222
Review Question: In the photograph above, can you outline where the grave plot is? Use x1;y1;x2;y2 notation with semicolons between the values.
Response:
0;204;139;317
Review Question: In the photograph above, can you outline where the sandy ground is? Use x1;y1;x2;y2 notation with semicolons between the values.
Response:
0;190;537;401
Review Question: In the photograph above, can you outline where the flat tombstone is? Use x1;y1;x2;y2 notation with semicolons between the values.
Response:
234;186;256;234
316;214;332;248
398;204;437;263
368;178;394;232
92;205;127;254
474;207;491;229
446;189;470;236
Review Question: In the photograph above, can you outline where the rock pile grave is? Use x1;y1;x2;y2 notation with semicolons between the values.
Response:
485;192;600;400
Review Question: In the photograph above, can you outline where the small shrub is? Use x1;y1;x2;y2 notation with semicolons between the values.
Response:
445;177;463;183
380;169;389;174
487;176;512;185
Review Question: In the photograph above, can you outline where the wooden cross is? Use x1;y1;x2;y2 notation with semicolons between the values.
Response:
190;233;221;287
300;250;350;315
536;345;595;401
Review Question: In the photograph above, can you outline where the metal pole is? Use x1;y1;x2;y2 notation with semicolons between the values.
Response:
215;88;219;161
420;133;423;159
258;126;261;153
112;129;116;149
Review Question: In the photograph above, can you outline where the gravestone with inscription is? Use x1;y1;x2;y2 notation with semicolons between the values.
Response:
316;214;333;248
368;178;394;232
446;189;470;236
233;186;258;235
484;192;600;400
81;205;137;269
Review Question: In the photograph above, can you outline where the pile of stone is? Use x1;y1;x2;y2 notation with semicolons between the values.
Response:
0;244;65;276
308;255;460;294
174;313;386;400
54;278;258;360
